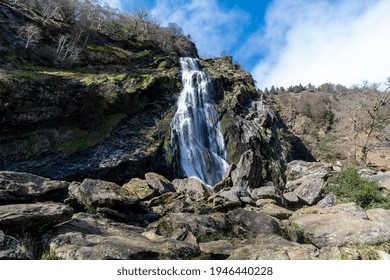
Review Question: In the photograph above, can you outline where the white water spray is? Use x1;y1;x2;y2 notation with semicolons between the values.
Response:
171;58;228;186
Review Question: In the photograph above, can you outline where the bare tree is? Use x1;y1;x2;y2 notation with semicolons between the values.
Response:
16;23;42;49
56;32;83;63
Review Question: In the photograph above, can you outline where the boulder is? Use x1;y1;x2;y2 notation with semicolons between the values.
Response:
0;202;73;233
173;178;211;200
286;161;334;181
366;208;390;224
228;234;319;260
122;178;156;201
251;186;282;201
260;204;293;219
227;208;281;236
148;212;229;243
293;178;325;205
68;179;137;211
0;171;69;205
0;230;31;260
199;240;236;259
231;150;263;189
145;172;175;194
284;161;337;206
47;213;199;260
316;193;337;208
287;204;390;248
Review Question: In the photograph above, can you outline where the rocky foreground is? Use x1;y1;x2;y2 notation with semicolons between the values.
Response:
1;159;390;260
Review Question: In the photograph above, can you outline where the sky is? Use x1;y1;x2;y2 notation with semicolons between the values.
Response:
104;0;390;89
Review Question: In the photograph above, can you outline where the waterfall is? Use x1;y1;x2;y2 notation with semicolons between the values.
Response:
171;57;229;186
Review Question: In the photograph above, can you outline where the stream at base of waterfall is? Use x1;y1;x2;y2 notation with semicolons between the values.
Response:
170;57;229;186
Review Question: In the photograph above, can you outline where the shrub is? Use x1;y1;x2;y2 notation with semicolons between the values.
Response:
324;167;389;209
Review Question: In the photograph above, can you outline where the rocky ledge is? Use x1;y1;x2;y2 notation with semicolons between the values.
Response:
1;159;389;260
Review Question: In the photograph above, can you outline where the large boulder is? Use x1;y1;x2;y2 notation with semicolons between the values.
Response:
287;204;390;248
173;178;211;200
231;150;263;189
228;234;319;260
68;179;137;210
122;178;156;201
0;230;31;260
0;202;73;233
145;173;175;194
227;208;281;237
284;161;338;206
148;212;230;243
47;213;199;260
0;171;69;205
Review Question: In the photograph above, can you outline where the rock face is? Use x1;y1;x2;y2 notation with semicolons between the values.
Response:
0;171;69;204
202;57;287;187
0;202;73;233
231;150;263;189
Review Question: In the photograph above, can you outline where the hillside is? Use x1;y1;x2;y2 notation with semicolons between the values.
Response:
267;83;390;169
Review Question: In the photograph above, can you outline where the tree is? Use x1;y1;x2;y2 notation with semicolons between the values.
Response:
167;22;183;36
16;23;42;49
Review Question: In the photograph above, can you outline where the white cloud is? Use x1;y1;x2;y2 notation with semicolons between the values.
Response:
151;0;249;57
248;0;390;88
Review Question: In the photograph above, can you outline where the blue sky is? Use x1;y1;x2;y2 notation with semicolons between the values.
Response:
105;0;390;89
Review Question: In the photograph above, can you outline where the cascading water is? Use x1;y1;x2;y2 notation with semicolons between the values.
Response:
171;57;229;186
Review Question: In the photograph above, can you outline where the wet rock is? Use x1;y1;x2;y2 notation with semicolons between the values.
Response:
0;171;69;205
0;230;31;260
145;173;175;194
47;213;199;260
0;202;73;233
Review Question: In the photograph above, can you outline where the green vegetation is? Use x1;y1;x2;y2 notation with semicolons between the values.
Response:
0;136;44;159
324;167;390;209
58;113;126;155
41;250;58;260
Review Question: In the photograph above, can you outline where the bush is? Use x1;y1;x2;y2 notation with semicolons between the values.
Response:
324;167;389;209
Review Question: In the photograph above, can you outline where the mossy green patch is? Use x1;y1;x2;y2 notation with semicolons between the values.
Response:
58;113;126;155
0;135;44;159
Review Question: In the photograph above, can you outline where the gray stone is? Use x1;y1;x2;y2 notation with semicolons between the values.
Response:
199;240;236;258
288;204;390;248
251;186;282;201
231;150;263;189
227;208;281;236
0;202;73;233
293;178;325;205
122;178;156;201
173;178;211;200
0;230;31;260
145;172;175;194
69;179;136;210
47;213;199;260
228;234;319;260
283;192;299;203
0;171;69;205
316;193;337;208
260;204;293;219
